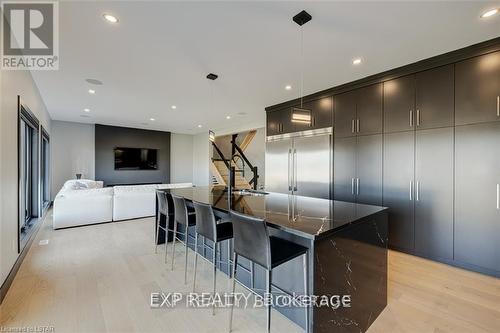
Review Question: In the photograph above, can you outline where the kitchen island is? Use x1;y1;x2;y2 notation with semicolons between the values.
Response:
156;187;388;333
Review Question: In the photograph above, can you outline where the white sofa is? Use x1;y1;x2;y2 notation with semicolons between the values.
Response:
53;179;192;229
112;183;192;221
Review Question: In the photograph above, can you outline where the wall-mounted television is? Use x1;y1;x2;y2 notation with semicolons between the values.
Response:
114;147;158;170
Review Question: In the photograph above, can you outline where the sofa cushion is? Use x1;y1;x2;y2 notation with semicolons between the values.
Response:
113;184;159;195
62;179;103;191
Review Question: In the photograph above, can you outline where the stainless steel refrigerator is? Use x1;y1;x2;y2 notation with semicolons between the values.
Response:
265;127;332;199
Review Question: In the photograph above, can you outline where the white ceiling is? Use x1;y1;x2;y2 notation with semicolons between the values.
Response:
32;1;500;135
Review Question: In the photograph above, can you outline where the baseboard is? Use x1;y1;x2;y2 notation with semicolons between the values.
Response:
0;212;46;303
389;245;500;278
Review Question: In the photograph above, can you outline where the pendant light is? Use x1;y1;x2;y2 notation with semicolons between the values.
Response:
291;10;312;125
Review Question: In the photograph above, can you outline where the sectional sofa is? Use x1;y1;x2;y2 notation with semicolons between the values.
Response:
53;179;192;229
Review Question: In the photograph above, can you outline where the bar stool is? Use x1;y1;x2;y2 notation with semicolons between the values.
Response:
171;195;196;284
155;191;174;263
228;211;309;333
192;201;233;315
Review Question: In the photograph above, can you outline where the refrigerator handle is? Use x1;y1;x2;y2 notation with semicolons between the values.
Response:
293;149;298;191
351;178;355;195
356;178;360;196
288;148;292;191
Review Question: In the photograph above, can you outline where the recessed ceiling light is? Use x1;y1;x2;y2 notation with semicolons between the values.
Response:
85;78;103;85
84;108;90;112
171;105;177;110
197;124;203;128
481;8;498;18
150;118;155;121
88;89;95;94
226;116;231;120
103;14;118;23
285;85;292;90
352;58;362;65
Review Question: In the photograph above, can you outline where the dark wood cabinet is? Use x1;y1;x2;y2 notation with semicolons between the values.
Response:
266;107;293;135
415;65;455;129
455;51;500;126
333;137;356;202
455;122;500;273
356;84;383;136
414;128;454;260
333;91;357;138
383;131;415;251
356;134;383;206
334;84;382;138
300;96;333;131
266;110;282;136
310;96;333;130
333;134;382;206
266;97;333;136
384;76;415;133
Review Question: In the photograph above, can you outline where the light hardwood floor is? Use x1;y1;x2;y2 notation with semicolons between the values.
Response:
1;211;499;333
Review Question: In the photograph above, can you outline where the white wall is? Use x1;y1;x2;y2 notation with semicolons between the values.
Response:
1;69;51;286
50;121;95;199
192;132;210;186
170;133;194;183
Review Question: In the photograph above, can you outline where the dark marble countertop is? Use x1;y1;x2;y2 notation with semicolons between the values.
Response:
159;187;387;240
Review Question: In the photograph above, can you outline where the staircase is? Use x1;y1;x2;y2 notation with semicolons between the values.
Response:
212;160;252;189
211;130;258;190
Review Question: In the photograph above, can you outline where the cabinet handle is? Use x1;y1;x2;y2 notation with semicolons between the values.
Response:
417;109;421;127
356;119;360;133
351;119;355;133
409;110;413;127
409;181;413;201
356;178;360;195
416;181;420;201
496;96;499;117
497;184;499;210
351;178;355;195
293;149;298;191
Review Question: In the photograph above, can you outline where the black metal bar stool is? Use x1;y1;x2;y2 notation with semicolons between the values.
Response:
228;211;309;333
155;191;174;262
192;201;233;315
170;195;196;284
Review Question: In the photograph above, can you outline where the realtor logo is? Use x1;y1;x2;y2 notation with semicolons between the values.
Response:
1;1;59;70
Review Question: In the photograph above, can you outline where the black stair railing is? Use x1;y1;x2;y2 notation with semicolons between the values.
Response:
231;134;259;190
211;141;235;188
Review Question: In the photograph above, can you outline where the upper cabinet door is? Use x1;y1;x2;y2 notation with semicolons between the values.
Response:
266;111;281;136
455;51;500;126
334;90;357;138
415;65;454;130
279;108;294;134
384;75;416;133
308;96;333;130
356;83;383;135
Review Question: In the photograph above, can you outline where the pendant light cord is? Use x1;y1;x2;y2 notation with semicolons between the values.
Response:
300;26;304;108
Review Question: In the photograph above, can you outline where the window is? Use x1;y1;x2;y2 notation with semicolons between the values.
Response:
41;128;50;212
18;101;40;251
